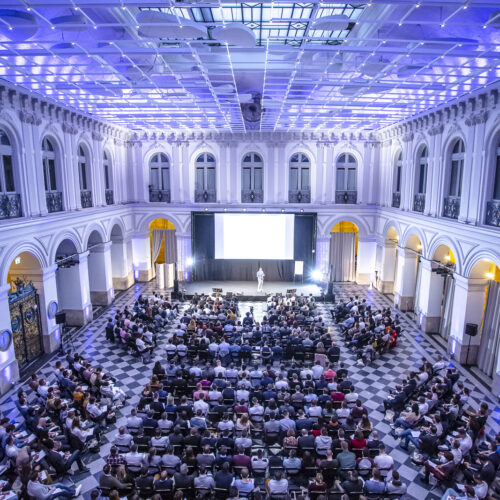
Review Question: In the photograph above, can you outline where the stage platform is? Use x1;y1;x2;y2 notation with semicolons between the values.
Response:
181;281;326;301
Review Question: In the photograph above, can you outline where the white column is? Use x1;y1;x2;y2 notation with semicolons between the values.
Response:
416;258;444;333
357;237;376;285
171;143;181;203
315;234;330;278
62;130;79;210
111;237;134;290
378;242;397;293
31;265;61;353
88;241;114;305
449;274;487;364
0;284;20;396
55;251;93;326
176;233;192;281
394;247;418;311
132;232;153;282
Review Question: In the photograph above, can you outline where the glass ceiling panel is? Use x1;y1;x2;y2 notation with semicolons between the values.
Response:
145;3;365;46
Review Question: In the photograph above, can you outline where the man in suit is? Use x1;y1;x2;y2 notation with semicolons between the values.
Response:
215;462;233;490
99;464;133;493
174;464;195;489
46;439;89;475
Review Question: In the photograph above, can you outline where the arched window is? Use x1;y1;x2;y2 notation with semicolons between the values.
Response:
494;140;500;201
335;153;357;204
78;144;92;208
392;151;402;208
0;128;20;219
103;150;114;205
42;137;57;192
149;152;170;203
194;152;216;202
443;138;464;219
288;152;310;203
0;129;15;194
413;146;427;213
486;140;500;227
42;137;63;213
241;152;263;203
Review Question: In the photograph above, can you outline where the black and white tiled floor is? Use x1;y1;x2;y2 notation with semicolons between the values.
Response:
1;282;499;500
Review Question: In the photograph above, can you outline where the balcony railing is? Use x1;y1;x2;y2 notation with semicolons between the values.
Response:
288;189;311;203
443;195;460;219
105;189;114;205
149;189;170;203
195;189;216;203
413;193;425;213
486;200;500;227
392;192;401;208
241;189;263;203
80;190;93;208
0;193;21;220
335;190;357;204
46;191;63;213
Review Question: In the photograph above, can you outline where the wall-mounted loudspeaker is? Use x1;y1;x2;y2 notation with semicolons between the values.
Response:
55;312;66;325
465;323;478;337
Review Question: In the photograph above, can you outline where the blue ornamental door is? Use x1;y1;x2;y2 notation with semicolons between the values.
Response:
8;279;43;370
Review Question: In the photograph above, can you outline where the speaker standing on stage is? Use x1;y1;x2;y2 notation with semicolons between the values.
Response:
257;267;265;292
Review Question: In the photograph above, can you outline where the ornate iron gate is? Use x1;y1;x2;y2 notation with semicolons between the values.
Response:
8;279;43;369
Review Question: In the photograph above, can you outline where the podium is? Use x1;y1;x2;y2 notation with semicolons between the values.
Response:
294;260;304;283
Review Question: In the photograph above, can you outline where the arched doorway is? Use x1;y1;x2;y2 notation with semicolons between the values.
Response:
110;224;133;290
470;261;500;377
417;244;456;335
394;233;423;312
329;221;358;282
377;226;398;294
150;218;177;288
6;252;44;371
87;230;114;306
55;239;92;326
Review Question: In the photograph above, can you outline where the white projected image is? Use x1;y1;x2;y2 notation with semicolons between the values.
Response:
214;213;294;260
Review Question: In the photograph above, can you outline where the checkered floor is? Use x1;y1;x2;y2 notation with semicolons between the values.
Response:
1;282;499;500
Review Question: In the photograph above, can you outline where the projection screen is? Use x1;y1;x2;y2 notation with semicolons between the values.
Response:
214;213;295;260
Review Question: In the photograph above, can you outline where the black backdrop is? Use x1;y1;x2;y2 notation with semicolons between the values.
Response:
192;212;316;281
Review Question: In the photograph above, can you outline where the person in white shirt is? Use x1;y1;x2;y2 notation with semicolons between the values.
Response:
345;388;359;404
311;362;324;380
127;409;143;430
214;360;226;377
114;426;134;448
457;431;473;456
125;444;145;466
373;445;394;477
194;395;209;416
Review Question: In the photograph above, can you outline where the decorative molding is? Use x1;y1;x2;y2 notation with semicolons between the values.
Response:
18;110;42;126
428;124;444;136
465;110;489;127
62;122;78;135
92;130;104;142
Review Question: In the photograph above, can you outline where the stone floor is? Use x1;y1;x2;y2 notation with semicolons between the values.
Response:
0;281;498;500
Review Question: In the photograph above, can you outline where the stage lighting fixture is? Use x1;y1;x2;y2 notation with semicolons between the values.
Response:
311;269;323;281
186;257;194;267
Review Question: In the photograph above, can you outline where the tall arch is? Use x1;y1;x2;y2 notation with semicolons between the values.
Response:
149;151;171;203
329;221;358;282
335;152;358;204
77;142;93;208
391;150;402;208
241;152;263;203
413;144;428;213
288;152;311;203
194;152;216;203
442;137;465;219
0;126;21;220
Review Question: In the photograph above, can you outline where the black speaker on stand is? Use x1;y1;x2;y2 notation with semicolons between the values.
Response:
325;265;335;302
464;323;478;365
172;262;180;300
56;312;67;356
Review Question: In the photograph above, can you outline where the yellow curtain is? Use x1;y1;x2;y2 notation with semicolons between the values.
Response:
149;218;176;265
